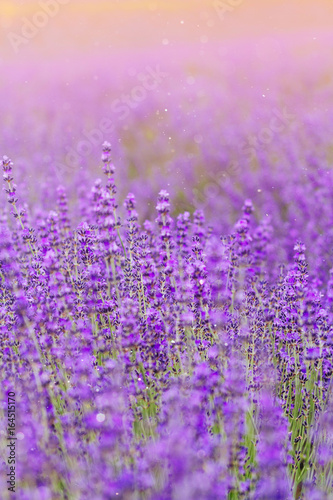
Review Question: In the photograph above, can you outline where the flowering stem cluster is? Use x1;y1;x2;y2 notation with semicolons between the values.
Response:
0;147;332;500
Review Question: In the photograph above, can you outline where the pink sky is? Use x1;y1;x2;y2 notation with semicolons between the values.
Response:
1;0;333;60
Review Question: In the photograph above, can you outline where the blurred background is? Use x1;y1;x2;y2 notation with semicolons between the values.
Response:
1;0;333;227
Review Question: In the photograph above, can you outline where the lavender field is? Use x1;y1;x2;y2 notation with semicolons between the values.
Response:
1;2;333;499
